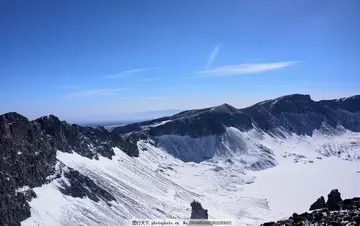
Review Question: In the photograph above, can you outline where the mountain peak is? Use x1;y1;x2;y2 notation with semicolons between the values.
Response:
1;112;29;123
274;94;312;103
210;103;238;114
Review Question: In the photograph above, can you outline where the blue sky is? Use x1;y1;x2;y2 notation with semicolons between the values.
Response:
1;0;359;122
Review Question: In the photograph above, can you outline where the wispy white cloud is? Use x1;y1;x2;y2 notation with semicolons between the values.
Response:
65;88;126;98
105;67;157;79
200;61;298;77
138;76;163;82
205;44;221;69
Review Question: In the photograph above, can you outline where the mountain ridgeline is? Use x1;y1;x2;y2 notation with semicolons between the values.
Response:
112;94;360;137
110;94;360;163
0;94;359;225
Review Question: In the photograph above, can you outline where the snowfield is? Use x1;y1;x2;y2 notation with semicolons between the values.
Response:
22;127;360;226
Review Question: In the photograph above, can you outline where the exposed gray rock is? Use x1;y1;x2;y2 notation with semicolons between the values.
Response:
57;164;116;203
190;201;208;219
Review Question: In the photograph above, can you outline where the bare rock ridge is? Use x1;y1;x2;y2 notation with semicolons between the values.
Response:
262;189;360;226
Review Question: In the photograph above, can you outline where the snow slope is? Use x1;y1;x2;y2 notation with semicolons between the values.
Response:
22;128;360;226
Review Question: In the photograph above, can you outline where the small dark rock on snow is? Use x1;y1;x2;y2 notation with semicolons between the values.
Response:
190;201;208;219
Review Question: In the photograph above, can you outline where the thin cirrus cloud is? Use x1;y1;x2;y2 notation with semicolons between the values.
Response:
65;88;126;98
105;67;157;79
205;44;221;69
199;61;299;77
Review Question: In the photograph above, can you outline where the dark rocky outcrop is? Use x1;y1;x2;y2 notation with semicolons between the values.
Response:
309;196;326;210
327;189;342;211
116;131;148;158
262;190;360;226
0;112;136;226
57;164;116;203
190;201;208;219
0;113;57;225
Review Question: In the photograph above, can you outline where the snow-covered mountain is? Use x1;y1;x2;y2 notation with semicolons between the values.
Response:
1;94;359;226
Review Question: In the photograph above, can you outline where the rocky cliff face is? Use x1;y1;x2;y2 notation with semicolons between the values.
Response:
0;112;136;226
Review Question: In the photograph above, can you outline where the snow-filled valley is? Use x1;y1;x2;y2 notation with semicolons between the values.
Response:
21;127;360;226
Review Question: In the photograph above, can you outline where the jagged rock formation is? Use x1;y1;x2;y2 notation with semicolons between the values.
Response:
327;189;343;211
262;190;360;226
0;113;135;226
309;196;326;210
190;201;208;219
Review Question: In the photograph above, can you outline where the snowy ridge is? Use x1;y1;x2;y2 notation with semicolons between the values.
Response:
22;127;360;226
155;127;276;170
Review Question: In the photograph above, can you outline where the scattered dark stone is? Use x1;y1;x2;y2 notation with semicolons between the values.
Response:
309;196;326;210
262;222;275;226
155;208;165;214
211;166;224;172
